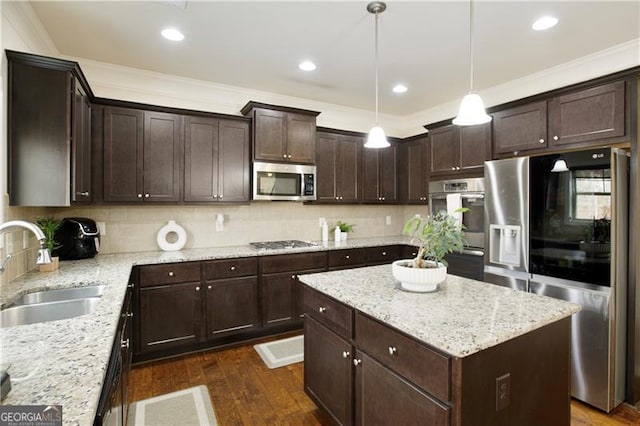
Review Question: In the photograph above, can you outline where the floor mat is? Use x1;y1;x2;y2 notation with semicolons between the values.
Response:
128;385;218;426
254;335;304;369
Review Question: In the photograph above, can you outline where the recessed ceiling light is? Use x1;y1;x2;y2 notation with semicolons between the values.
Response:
299;61;316;71
161;28;184;41
532;16;558;31
392;84;408;94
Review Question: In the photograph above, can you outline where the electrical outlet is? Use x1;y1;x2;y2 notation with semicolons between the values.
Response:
97;222;106;236
495;373;510;411
385;215;392;226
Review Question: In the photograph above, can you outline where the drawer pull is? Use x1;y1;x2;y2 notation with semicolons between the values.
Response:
195;286;200;291
353;359;361;366
382;252;386;256
291;275;296;279
208;285;212;290
342;351;350;359
230;266;236;271
388;346;397;356
345;255;350;259
168;271;175;277
539;138;545;144
318;307;327;313
553;135;559;141
121;338;130;349
127;283;135;289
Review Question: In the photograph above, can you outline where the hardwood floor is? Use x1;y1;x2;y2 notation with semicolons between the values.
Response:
129;333;639;425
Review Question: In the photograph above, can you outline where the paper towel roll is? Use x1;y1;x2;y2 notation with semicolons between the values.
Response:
156;220;187;251
446;194;463;224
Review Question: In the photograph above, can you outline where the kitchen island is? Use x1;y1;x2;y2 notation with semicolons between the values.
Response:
299;265;581;426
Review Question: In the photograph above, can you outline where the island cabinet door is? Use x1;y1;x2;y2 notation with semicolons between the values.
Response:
304;315;354;426
354;350;450;426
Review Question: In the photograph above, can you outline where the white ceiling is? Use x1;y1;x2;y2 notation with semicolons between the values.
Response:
30;1;640;116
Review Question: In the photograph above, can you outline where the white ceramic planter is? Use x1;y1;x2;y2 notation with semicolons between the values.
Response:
392;259;447;293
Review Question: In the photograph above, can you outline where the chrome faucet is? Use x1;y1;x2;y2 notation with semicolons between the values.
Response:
0;220;53;274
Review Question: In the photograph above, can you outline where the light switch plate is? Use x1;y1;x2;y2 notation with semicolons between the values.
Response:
385;216;392;226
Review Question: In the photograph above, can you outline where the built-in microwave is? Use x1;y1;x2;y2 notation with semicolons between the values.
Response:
252;161;316;201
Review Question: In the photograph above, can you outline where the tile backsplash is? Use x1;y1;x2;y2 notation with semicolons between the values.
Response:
2;202;431;284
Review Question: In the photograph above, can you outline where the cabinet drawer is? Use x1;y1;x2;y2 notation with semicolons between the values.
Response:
138;262;201;287
260;251;327;274
328;248;367;269
355;312;451;402
366;245;402;265
302;285;352;340
203;257;258;280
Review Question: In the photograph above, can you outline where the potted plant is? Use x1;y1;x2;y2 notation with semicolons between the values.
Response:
36;216;61;271
580;217;611;258
336;220;355;241
392;210;467;292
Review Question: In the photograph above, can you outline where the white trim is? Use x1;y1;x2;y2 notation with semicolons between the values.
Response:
1;1;59;55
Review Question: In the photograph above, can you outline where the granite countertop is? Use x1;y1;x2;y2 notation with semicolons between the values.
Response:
0;236;408;425
298;265;581;358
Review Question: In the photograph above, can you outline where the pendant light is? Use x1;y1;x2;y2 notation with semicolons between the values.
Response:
453;0;491;126
364;2;390;149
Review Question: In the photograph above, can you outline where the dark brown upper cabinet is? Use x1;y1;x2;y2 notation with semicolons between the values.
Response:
362;142;398;203
547;80;626;147
184;117;250;203
428;123;491;179
103;107;183;203
398;135;429;204
241;101;320;164
316;131;362;203
7;50;93;206
493;80;628;158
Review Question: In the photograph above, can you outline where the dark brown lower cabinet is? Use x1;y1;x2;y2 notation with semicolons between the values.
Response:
138;281;202;353
304;315;353;426
354;350;449;426
205;276;259;337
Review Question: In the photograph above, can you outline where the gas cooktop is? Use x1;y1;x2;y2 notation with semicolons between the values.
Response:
249;240;318;251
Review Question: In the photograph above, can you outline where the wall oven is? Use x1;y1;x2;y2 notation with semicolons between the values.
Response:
429;177;485;249
252;162;316;201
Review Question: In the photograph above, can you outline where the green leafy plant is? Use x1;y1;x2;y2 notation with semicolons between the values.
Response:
336;221;356;233
584;218;611;243
36;217;62;253
402;209;467;268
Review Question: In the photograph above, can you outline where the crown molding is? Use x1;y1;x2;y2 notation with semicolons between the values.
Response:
1;1;59;56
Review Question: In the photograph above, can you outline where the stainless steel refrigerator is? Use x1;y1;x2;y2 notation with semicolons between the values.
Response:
484;148;628;412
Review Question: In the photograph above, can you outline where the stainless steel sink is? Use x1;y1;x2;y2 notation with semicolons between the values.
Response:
1;297;101;328
12;285;106;305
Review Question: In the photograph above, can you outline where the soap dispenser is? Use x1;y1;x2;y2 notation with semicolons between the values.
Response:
334;225;341;243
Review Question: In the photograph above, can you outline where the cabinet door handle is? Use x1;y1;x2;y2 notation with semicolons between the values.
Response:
553;135;559;141
513;151;519;156
77;191;89;197
342;351;350;359
219;194;223;199
207;285;212;290
168;271;175;277
127;283;135;289
451;167;456;171
137;194;143;199
288;154;292;159
339;196;343;200
121;338;130;349
195;286;200;291
230;266;236;271
291;275;296;279
335;196;339;200
382;252;386;256
283;154;287;159
318;306;327;313
539;138;545;144
353;359;362;366
127;312;134;318
456;167;461;171
213;194;218;199
345;255;350;259
388;346;397;355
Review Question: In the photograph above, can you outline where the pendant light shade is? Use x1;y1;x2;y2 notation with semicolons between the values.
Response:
453;0;492;126
453;93;491;125
364;1;390;149
551;158;569;172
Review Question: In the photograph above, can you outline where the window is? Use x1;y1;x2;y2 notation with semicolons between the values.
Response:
572;169;611;220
